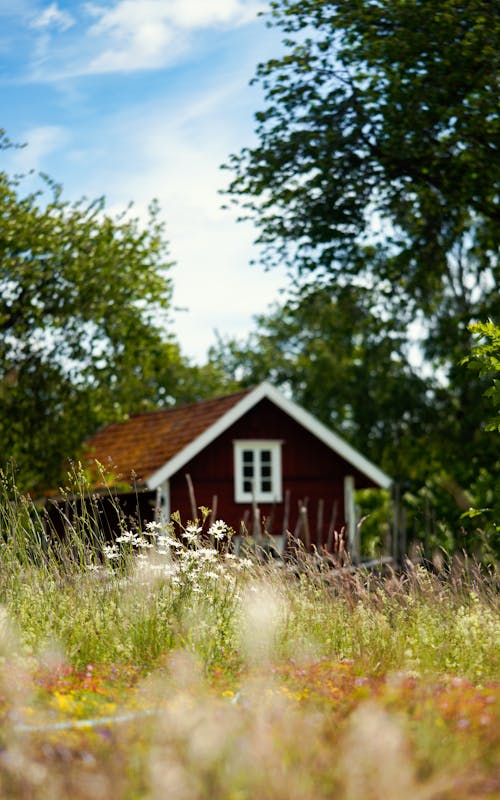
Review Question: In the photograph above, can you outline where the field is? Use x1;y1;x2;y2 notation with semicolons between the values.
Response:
0;483;498;799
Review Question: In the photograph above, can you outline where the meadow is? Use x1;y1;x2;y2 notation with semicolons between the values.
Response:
0;477;498;799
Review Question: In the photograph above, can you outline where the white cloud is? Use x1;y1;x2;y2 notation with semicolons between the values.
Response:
31;2;74;31
165;0;264;28
85;0;264;74
88;20;177;72
27;3;76;72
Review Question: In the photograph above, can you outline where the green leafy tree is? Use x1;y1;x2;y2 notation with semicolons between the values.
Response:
464;321;500;432
224;0;499;384
459;321;500;557
0;130;229;490
221;0;499;551
226;0;499;347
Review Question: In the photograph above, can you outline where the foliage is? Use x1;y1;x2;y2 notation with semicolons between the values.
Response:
226;0;499;326
1;659;498;800
220;0;500;551
458;321;500;556
463;321;500;433
0;129;229;490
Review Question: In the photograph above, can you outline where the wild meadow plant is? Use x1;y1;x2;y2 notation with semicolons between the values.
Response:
0;470;498;678
0;475;498;798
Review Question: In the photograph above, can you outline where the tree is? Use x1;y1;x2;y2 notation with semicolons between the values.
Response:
464;321;500;433
225;0;499;356
459;321;500;557
221;1;500;551
225;0;500;366
0;130;229;490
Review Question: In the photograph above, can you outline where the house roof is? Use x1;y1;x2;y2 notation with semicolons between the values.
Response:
84;387;252;488
85;382;392;491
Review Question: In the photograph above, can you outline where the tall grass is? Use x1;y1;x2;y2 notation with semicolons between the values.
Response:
0;473;498;680
0;474;498;799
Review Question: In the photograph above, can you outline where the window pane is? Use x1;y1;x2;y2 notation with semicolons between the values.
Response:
243;480;253;493
261;450;271;463
243;450;254;463
243;465;254;478
261;465;271;478
261;480;272;492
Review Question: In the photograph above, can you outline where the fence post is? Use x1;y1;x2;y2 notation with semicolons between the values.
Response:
344;476;357;563
392;482;400;565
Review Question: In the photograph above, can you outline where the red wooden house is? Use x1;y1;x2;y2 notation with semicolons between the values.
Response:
82;382;391;557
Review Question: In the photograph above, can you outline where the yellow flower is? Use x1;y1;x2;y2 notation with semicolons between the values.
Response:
53;691;73;712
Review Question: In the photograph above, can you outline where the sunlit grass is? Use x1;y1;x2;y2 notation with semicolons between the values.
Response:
0;474;498;798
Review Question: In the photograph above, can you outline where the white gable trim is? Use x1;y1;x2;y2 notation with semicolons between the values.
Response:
146;382;392;491
261;383;392;489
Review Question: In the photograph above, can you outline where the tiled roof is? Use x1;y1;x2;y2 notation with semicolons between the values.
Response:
84;388;252;487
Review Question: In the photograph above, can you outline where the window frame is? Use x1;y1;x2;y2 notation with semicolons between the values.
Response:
233;440;283;503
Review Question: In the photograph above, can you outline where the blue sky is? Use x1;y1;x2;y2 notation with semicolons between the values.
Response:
0;0;288;362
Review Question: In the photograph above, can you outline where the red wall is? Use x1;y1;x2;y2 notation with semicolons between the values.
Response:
169;399;377;551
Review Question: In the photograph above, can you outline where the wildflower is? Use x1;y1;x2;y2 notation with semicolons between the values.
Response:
135;537;154;548
115;531;136;544
195;547;218;561
145;520;163;532
182;524;202;542
235;558;254;571
163;563;180;577
103;544;120;560
187;524;202;534
208;520;228;540
158;534;182;550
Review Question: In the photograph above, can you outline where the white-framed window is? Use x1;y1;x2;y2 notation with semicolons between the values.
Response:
233;440;283;503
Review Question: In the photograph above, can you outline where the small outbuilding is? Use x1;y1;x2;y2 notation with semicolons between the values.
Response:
79;382;391;558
